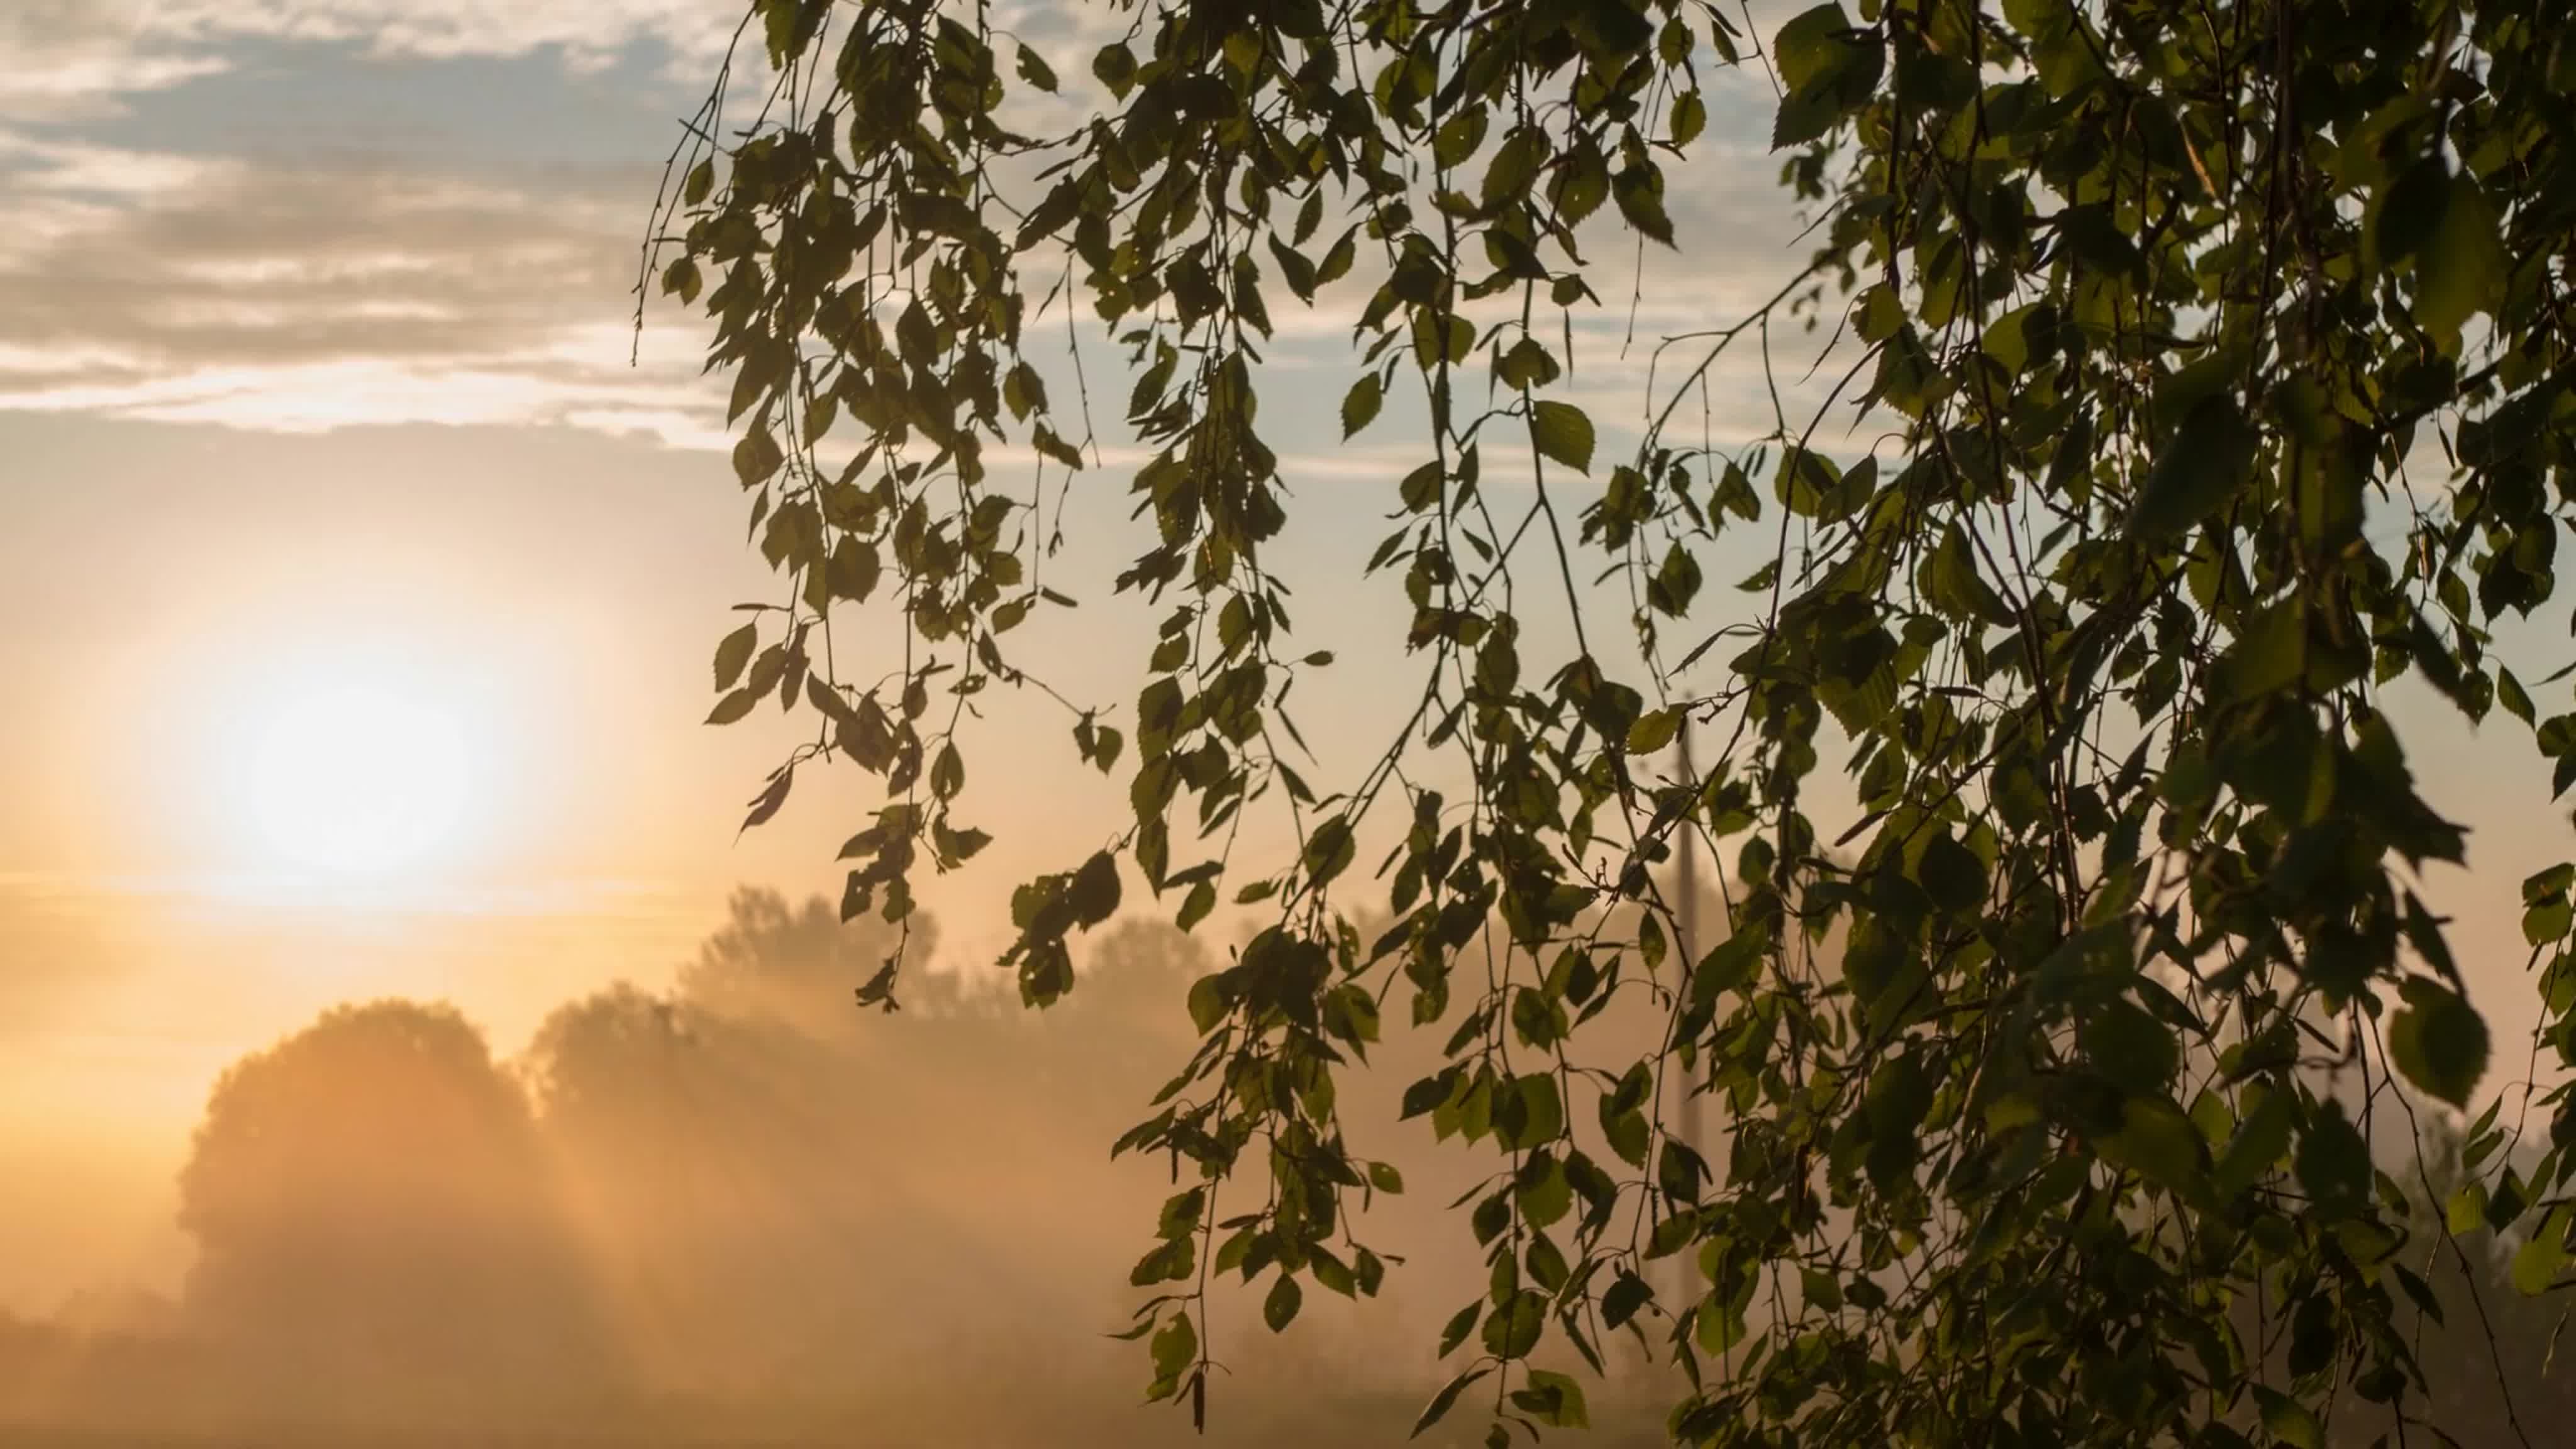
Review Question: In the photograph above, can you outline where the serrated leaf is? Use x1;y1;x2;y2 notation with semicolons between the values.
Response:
1613;165;1675;246
1343;373;1384;438
1770;4;1882;148
1671;91;1706;147
1530;400;1595;474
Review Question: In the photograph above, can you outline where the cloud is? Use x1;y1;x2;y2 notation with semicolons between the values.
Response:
138;0;747;65
0;127;729;441
0;3;1838;459
0;0;748;119
0;4;215;120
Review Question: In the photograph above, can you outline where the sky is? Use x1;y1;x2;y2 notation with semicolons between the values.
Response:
0;0;904;1310
2;0;2571;1321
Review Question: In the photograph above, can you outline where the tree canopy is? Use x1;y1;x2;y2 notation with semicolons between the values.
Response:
653;0;2576;1443
178;1002;606;1416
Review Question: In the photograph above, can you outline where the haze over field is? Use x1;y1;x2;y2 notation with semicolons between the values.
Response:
4;890;1694;1444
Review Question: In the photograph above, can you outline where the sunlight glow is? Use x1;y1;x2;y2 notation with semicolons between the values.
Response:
228;672;477;881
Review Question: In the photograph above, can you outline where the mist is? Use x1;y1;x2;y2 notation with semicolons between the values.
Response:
8;887;2572;1446
0;889;1680;1447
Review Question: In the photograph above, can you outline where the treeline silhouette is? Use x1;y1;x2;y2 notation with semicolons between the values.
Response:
0;890;1663;1447
1;889;2566;1446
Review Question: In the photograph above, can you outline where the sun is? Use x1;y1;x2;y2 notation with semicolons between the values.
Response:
229;670;478;880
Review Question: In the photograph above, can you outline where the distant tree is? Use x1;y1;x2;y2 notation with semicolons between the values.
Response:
679;884;943;1027
177;1001;608;1424
526;981;901;1407
525;907;1218;1418
655;1;2576;1443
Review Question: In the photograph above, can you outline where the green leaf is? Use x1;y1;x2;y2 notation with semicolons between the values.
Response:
662;257;702;304
1343;373;1383;438
1070;850;1121;926
1695;1296;1748;1355
1014;43;1058;92
1412;1368;1489;1438
1187;974;1230;1033
1157;1187;1205;1239
2081;997;2179;1097
1530;400;1596;474
2502;667;2536;726
1626;706;1682;754
1480;1289;1545;1358
1511;1370;1589;1428
1496;1073;1563;1149
2448;1182;2489;1236
706;688;758;726
1480;127;1547;210
1602;1273;1653;1329
1612;165;1676;246
1497;337;1560;391
2296;1103;2372;1216
1775;448;1870;521
2418;171;2507;351
2125;394;2258;540
1438;1299;1480;1357
2096;1094;2211;1204
1917;831;1986;916
713;623;757;690
2255;1387;2323;1449
1092;43;1136;98
1770;4;1883;148
1302;817;1355;886
732;425;785;488
2213;1087;2294;1198
1150;1310;1196;1379
2389;977;2489;1109
1263;1272;1302;1331
2513;1209;2568;1295
1670;91;1707;147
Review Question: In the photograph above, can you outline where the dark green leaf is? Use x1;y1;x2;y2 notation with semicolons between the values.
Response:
1070;850;1121;926
1263;1273;1302;1332
1412;1368;1488;1437
1015;43;1058;92
2126;395;2257;540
